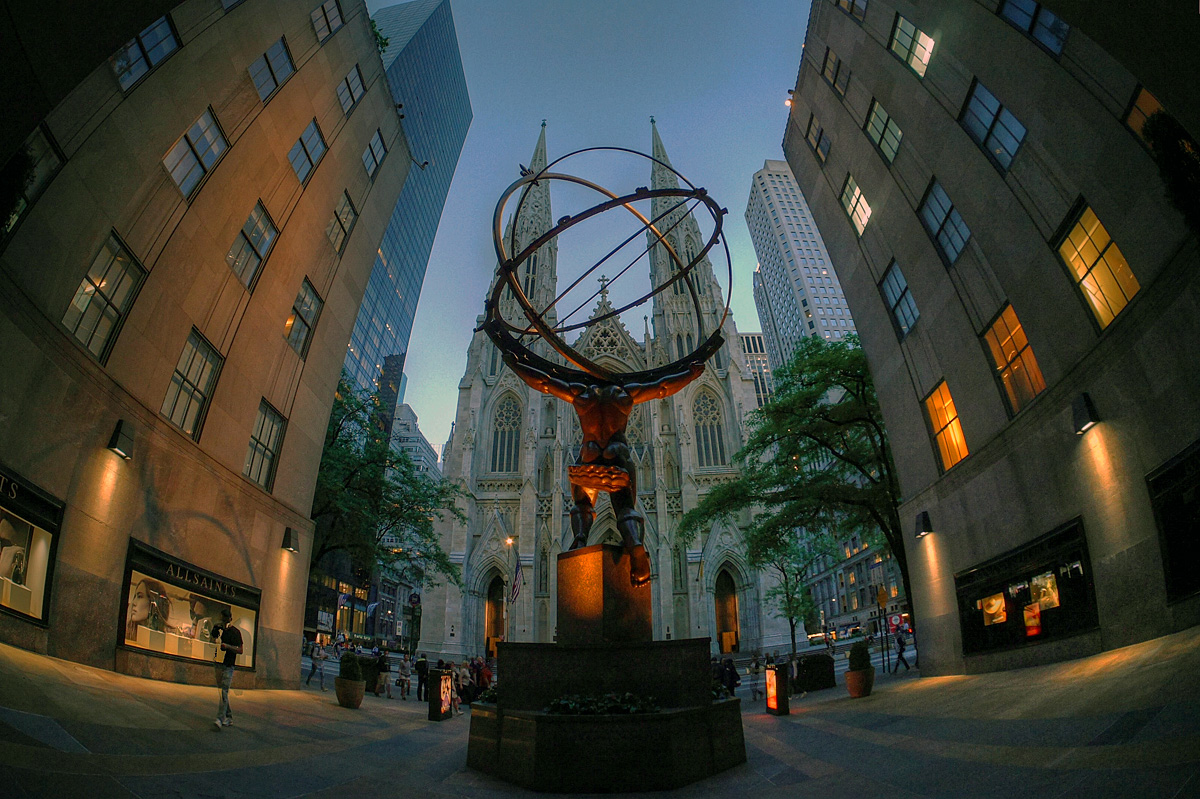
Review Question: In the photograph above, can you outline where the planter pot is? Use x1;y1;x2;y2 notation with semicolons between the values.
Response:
845;666;875;698
335;677;366;709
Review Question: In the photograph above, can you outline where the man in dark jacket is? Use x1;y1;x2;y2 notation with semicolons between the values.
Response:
415;652;429;701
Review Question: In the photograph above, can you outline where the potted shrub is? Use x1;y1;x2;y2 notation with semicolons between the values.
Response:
335;651;366;709
844;641;875;698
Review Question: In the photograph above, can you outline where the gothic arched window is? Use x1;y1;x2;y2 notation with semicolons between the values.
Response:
676;334;685;360
489;343;500;376
538;548;549;593
491;396;522;472
523;252;538;297
694;391;727;467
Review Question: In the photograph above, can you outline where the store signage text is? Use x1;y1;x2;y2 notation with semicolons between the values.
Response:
165;563;238;598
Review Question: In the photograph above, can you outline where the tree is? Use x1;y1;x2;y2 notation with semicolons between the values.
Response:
1143;111;1200;237
310;374;464;588
679;334;911;651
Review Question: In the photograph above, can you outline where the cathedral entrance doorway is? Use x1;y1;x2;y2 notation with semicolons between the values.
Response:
486;575;505;658
715;569;739;653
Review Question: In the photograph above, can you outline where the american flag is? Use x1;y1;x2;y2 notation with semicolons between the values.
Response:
509;562;524;603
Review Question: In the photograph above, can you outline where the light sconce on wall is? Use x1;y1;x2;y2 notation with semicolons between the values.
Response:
108;420;134;460
282;526;299;552
1072;393;1100;435
785;89;795;107
915;511;933;539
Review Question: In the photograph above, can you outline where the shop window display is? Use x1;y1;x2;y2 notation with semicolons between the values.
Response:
0;465;61;623
1148;437;1200;603
954;518;1098;655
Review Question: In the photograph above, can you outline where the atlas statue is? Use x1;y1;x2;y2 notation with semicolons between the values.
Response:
482;145;732;586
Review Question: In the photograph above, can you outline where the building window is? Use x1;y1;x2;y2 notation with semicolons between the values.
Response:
285;279;323;357
326;191;358;253
879;260;918;339
694;392;727;467
522;252;539;297
998;0;1069;55
1057;206;1139;329
839;175;871;236
925;381;968;471
62;233;146;362
249;38;294;102
919;180;970;265
864;100;902;163
226;202;277;289
983;305;1046;414
311;0;344;42
362;130;388;178
164;109;228;198
889;15;935;77
805;113;831;163
109;15;178;90
491;397;522;472
244;401;286;490
1124;86;1163;145
3;124;64;238
337;65;366;113
960;81;1026;172
834;0;867;22
161;329;223;440
289;120;327;184
821;48;850;97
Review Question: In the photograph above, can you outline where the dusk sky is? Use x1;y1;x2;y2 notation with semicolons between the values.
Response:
365;0;812;455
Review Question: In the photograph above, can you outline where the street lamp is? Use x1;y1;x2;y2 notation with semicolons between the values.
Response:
504;537;515;642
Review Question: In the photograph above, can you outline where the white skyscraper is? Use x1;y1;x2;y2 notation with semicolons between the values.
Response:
745;160;856;370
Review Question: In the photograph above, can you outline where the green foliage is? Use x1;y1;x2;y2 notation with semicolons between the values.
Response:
0;143;35;232
339;652;363;681
310;373;466;588
678;334;912;633
371;20;389;55
848;641;871;671
476;685;498;704
1143;111;1200;237
544;692;660;715
711;680;730;701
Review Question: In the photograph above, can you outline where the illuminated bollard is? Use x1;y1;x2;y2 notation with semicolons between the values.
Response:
765;664;790;715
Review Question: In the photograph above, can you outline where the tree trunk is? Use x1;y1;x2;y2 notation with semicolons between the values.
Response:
788;618;797;661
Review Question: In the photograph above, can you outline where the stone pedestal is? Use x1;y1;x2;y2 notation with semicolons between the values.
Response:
557;544;651;644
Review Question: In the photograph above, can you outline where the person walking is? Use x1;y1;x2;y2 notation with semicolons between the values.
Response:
376;649;393;698
397;654;412;699
892;628;911;673
721;657;739;697
306;640;329;691
213;609;243;730
415;652;429;701
457;660;474;705
748;654;763;702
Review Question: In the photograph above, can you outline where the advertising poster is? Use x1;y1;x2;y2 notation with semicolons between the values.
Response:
1031;571;1060;610
980;592;1007;626
1023;602;1042;636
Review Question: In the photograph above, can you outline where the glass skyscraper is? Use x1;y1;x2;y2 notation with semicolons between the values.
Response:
345;0;472;399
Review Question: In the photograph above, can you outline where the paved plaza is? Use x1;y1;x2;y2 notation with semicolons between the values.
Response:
0;628;1197;798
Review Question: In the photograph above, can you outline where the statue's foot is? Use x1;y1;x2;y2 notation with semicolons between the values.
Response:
630;545;651;587
569;533;589;550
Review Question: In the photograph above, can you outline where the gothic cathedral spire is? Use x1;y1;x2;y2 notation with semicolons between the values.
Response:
498;122;559;325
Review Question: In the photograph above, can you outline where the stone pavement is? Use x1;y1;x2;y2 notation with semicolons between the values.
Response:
1;626;1198;798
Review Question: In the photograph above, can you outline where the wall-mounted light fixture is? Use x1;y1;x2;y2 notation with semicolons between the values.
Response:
1072;393;1099;435
282;526;299;552
108;420;134;460
785;89;795;108
915;511;933;539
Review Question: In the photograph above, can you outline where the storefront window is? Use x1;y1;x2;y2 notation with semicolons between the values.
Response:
954;518;1098;655
0;464;62;623
121;541;260;668
1148;437;1200;603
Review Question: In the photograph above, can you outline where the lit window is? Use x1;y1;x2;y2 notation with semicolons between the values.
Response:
62;233;146;362
3;124;63;237
1057;206;1139;329
839;175;871;235
879;260;919;339
805;113;831;163
864;100;902;163
694;392;727;467
226;202;277;289
162;330;223;441
362;130;388;177
918;180;970;264
337;65;366;113
983;305;1046;414
834;0;867;22
960;81;1026;172
285;279;323;357
249;38;294;102
110;15;178;90
821;48;850;97
244;401;286;490
889;15;935;77
925;381;968;471
491;397;522;472
288;120;327;183
998;0;1069;55
311;0;344;42
163;109;228;198
1124;86;1163;145
326;190;358;253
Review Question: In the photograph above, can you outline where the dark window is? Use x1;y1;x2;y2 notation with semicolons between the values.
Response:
821;48;850;97
109;15;178;90
879;260;918;338
226;202;277;289
960;81;1027;172
249;38;295;102
62;233;146;362
337;65;366;113
311;0;344;42
865;100;902;163
161;329;223;440
918;180;970;264
289;120;327;183
362;130;388;177
834;0;867;22
3;124;63;239
163;109;227;198
805;113;831;163
998;0;1069;55
326;191;358;253
285;279;323;357
1149;438;1200;603
491;397;522;472
244;401;286;490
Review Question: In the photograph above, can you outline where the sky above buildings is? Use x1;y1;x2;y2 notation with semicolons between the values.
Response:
365;0;811;455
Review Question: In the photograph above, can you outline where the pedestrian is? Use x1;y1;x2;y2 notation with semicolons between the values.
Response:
892;628;911;673
721;657;739;697
306;640;329;691
449;662;462;715
376;649;392;698
398;654;412;699
748;654;762;701
415;652;429;701
480;657;493;690
212;608;242;730
764;651;774;667
458;660;474;704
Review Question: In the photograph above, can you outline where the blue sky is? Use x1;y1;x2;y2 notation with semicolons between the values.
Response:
365;0;811;454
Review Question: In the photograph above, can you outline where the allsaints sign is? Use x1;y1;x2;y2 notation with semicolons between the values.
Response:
126;540;260;611
163;563;238;599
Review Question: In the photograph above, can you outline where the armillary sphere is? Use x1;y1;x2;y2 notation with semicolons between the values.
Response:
481;146;732;385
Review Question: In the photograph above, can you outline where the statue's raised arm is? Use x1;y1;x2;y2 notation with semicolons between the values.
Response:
625;360;706;404
502;352;582;403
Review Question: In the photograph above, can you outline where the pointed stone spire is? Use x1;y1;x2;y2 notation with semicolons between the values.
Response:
650;117;679;191
497;123;559;324
530;119;549;173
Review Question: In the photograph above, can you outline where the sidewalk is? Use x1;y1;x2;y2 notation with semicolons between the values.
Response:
1;625;1198;798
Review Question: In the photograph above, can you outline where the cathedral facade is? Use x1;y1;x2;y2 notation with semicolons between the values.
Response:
417;122;795;659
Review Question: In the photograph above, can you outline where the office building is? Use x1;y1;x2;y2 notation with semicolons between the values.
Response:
739;333;774;408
